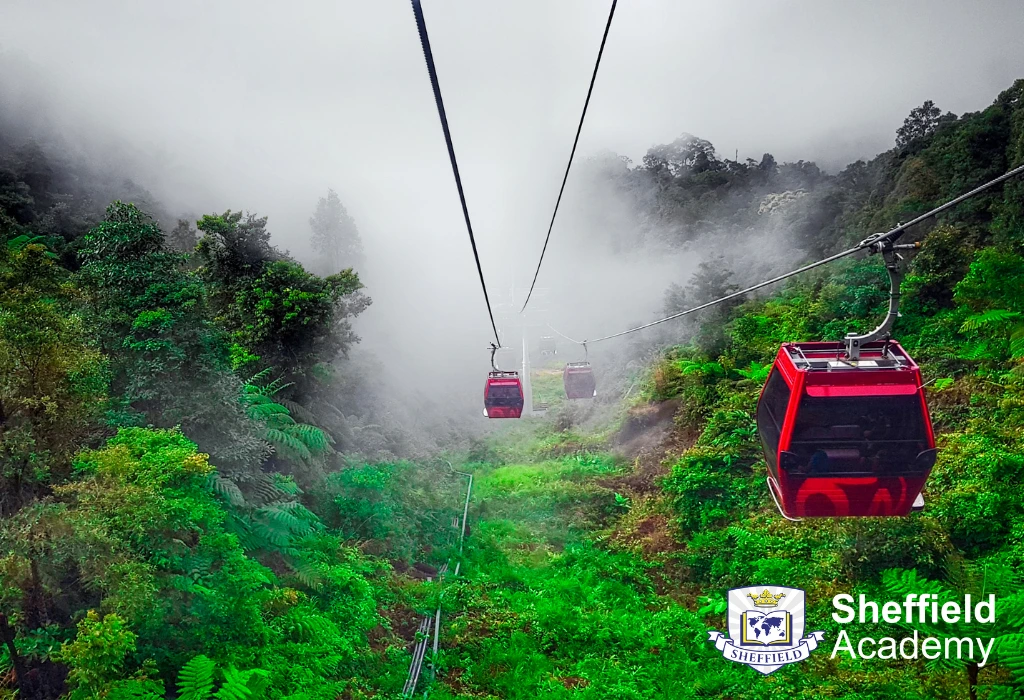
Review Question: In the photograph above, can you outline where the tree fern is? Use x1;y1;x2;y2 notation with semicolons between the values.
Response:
292;422;331;450
249;473;288;503
290;560;324;592
960;309;1024;364
255;504;314;537
280;609;336;643
265;428;313;461
881;565;1024;694
242;371;332;464
105;679;165;700
177;655;216;700
244;402;292;421
271;499;319;522
999;633;1024;688
214;666;252;700
960;309;1022;333
175;657;268;700
208;474;246;507
735;361;770;383
278;397;319;424
249;518;294;549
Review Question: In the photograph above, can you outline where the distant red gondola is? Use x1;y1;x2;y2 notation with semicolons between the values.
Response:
563;362;597;400
757;341;936;519
484;370;524;419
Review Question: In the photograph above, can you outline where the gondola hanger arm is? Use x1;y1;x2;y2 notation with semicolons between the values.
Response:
843;242;903;361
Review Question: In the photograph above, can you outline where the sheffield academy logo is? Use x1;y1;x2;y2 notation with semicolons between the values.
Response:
707;586;826;674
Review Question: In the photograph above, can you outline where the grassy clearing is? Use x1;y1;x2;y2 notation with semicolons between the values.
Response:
426;453;739;699
530;368;567;409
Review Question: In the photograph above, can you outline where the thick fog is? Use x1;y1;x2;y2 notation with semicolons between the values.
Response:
2;0;1023;438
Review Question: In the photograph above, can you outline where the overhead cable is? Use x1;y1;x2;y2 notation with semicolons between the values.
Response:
521;0;618;312
561;163;1024;345
411;0;502;346
545;323;585;345
585;245;861;343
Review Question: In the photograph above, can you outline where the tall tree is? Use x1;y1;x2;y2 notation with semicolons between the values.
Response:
166;218;198;253
197;206;370;394
196;210;280;286
895;100;957;149
0;243;106;514
642;134;721;177
309;189;364;275
79;202;265;472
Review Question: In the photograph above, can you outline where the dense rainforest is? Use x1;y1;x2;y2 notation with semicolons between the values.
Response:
2;77;1024;700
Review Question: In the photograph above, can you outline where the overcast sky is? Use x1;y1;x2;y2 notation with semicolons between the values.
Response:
2;0;1023;409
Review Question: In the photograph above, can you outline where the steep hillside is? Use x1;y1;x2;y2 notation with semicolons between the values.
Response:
2;80;1024;700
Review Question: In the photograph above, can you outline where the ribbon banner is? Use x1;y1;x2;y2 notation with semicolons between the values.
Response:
707;631;826;675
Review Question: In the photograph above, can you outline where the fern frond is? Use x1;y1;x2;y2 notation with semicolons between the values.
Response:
245;402;291;420
244;670;271;700
997;633;1024;686
289;423;330;452
272;474;301;495
265;429;312;461
961;339;994;361
262;377;294;398
1010;328;1024;359
243;368;274;389
278;398;319;425
104;678;165;699
177;654;216;700
214;666;252;700
249;519;293;549
273;501;323;531
256;505;314;537
281;611;335;643
249;475;287;504
960;309;1022;333
209;474;246;507
289;560;324;592
881;568;951;599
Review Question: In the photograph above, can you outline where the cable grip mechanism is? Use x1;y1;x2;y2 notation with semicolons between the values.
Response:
843;241;919;360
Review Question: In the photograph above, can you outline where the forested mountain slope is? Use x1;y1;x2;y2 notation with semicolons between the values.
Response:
1;79;1024;700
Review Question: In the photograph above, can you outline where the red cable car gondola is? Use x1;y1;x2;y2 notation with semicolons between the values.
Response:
756;243;937;519
757;341;936;518
563;362;597;399
484;370;524;419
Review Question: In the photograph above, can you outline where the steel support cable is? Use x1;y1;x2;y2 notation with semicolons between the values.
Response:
545;323;584;345
861;161;1024;250
585;245;862;343
554;163;1024;346
520;0;618;313
411;0;501;346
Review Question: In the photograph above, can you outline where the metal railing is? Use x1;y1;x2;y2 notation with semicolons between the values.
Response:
402;466;473;698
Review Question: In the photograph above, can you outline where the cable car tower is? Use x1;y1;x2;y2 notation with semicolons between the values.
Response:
493;285;553;415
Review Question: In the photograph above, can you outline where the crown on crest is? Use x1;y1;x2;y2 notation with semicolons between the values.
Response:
746;589;786;608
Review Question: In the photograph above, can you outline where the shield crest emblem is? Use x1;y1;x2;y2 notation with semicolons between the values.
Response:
707;585;825;674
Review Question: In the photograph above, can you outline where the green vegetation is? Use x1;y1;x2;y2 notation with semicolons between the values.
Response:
2;78;1024;699
530;369;567;409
